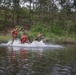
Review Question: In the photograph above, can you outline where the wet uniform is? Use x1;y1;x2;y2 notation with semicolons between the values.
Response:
11;29;18;44
35;36;43;42
21;35;28;43
12;30;18;39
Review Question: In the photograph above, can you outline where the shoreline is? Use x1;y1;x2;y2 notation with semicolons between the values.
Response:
0;34;76;45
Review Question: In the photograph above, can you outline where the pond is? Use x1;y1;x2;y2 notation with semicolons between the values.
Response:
0;45;76;75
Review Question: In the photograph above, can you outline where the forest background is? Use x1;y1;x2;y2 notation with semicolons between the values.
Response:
0;0;76;44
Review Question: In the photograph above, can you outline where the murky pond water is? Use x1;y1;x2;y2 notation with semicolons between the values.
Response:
0;45;76;75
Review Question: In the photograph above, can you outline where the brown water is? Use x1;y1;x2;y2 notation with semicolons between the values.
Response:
0;45;76;75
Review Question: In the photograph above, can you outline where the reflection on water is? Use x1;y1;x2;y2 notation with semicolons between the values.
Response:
0;45;76;75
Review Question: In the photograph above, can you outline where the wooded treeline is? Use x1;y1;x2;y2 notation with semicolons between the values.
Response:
0;0;76;35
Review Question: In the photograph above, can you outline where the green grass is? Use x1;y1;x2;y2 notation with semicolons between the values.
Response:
0;34;11;43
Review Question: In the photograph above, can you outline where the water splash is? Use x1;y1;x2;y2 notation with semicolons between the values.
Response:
0;39;63;48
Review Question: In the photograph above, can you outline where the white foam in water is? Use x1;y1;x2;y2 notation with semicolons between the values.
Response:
29;40;46;47
7;39;21;45
0;39;63;48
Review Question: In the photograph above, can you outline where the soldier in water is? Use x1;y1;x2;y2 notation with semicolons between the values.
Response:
34;33;44;42
11;27;18;44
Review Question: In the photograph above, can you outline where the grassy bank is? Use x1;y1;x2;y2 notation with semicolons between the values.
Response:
0;34;11;43
0;32;76;44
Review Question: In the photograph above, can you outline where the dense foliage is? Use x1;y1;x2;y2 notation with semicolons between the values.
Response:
0;0;76;37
